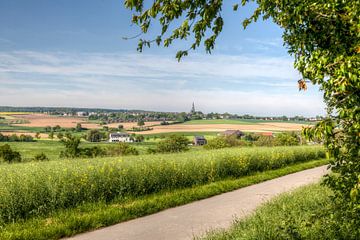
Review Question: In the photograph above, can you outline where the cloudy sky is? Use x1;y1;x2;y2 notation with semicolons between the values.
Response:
0;0;325;116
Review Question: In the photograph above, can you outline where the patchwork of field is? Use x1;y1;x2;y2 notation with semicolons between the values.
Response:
2;113;161;129
140;122;309;134
0;113;310;137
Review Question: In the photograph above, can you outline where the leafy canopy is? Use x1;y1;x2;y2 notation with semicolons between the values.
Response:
124;0;360;223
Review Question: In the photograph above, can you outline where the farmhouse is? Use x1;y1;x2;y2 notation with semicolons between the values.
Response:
221;130;245;138
193;135;207;146
109;132;133;143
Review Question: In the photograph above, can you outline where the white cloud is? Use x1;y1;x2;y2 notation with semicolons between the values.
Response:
0;50;325;116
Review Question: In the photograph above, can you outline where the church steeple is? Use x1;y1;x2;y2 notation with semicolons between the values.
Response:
191;102;196;114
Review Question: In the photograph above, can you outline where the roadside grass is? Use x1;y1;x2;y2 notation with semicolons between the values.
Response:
0;159;328;240
200;182;360;240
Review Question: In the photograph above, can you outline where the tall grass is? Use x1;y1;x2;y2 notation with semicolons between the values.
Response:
0;146;325;225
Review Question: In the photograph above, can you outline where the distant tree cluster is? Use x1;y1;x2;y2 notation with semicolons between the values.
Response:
0;144;21;163
0;133;34;142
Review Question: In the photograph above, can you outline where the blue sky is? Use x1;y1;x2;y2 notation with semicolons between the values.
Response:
0;0;325;116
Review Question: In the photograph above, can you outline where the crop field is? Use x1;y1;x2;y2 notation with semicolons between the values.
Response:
142;121;308;134
0;146;325;225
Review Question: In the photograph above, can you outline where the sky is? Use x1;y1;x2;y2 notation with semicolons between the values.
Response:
0;0;326;117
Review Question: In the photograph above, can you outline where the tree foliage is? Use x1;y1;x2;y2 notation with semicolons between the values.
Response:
124;0;360;223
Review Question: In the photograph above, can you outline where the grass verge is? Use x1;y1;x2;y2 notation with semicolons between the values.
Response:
200;181;360;240
0;159;328;240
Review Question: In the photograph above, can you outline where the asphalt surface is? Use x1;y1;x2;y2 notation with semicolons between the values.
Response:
66;165;328;240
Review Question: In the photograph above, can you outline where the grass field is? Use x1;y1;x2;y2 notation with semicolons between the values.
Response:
0;153;328;240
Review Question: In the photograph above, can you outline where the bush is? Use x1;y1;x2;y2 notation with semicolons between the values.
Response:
34;153;49;161
107;142;139;156
204;135;250;149
0;144;22;163
274;132;301;146
86;130;103;142
0;133;34;142
81;146;107;158
0;146;325;223
152;135;190;153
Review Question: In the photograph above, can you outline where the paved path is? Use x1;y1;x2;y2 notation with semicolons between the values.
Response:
67;166;328;240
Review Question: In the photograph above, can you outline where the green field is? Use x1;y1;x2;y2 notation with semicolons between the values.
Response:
0;146;326;239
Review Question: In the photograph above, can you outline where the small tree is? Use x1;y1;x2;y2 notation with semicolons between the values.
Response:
35;132;41;139
137;120;145;127
153;135;190;153
118;124;124;130
59;135;81;158
75;123;82;132
34;153;49;161
0;144;22;163
86;129;103;142
57;132;64;140
48;131;54;140
107;142;139;156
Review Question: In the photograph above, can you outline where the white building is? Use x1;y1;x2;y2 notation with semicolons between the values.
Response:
109;132;133;143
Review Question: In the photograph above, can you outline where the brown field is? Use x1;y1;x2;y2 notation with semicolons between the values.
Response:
7;114;162;130
135;122;309;134
106;121;162;129
11;114;99;129
4;113;308;136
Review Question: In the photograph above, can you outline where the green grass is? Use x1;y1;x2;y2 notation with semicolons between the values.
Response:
0;125;45;132
200;182;360;240
0;159;329;240
0;146;325;224
4;140;64;160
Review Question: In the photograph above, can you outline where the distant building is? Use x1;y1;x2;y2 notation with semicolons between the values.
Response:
193;135;207;146
109;132;133;143
190;102;196;114
221;130;245;138
258;132;274;137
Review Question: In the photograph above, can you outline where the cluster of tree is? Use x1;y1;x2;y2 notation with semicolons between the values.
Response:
123;1;360;233
0;144;21;163
59;134;139;158
148;135;190;153
0;133;34;142
107;142;139;156
205;132;303;150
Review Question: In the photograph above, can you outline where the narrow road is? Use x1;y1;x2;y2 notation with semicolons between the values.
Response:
67;165;328;240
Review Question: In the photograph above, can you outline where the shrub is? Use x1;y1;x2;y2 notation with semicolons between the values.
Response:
86;130;103;142
81;146;107;158
107;142;139;156
152;135;190;153
0;144;22;163
274;132;301;146
34;153;49;161
204;135;250;149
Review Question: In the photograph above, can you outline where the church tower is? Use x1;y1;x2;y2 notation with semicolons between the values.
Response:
191;102;196;114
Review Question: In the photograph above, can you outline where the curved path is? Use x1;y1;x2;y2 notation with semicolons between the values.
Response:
66;165;328;240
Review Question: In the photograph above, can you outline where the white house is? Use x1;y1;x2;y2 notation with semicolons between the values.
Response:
109;132;133;143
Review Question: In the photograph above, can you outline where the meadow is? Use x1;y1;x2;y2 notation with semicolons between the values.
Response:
0;146;325;226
